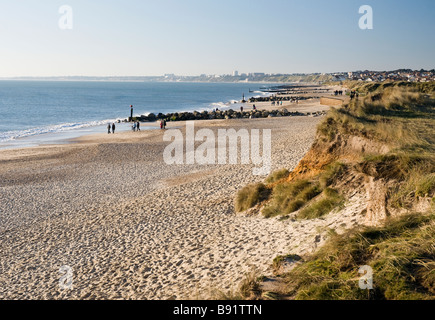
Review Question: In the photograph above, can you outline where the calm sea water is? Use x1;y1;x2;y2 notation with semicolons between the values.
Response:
0;81;272;146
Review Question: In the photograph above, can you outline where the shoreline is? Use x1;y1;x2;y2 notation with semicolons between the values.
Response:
0;84;337;153
0;82;274;149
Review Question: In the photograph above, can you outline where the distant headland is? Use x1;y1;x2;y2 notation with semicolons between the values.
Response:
1;69;434;83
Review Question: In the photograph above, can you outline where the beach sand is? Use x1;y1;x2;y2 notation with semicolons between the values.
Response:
0;99;361;300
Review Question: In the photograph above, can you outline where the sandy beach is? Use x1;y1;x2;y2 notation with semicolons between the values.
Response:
0;97;363;300
1;0;432;304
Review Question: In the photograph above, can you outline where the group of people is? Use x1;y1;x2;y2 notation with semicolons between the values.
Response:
334;90;344;96
107;123;116;134
271;101;284;106
108;120;168;134
132;121;141;132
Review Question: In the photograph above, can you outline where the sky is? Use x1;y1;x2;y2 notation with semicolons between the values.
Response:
0;0;434;77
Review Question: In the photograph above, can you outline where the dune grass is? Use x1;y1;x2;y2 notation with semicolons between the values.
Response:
318;86;435;211
265;168;290;184
319;87;434;144
358;153;435;181
236;85;434;218
240;84;435;300
319;162;347;189
272;254;303;274
281;213;435;300
416;174;435;198
214;270;264;300
296;188;344;220
261;163;347;219
342;80;435;95
262;180;322;218
236;163;347;218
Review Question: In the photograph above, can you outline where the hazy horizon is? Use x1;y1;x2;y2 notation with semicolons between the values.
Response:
1;67;435;79
1;0;434;77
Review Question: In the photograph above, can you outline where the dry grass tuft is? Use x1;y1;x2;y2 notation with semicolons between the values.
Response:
235;183;271;212
265;168;290;184
282;214;435;300
296;188;344;220
262;180;322;218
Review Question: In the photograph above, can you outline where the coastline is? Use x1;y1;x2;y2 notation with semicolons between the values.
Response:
0;84;337;152
0;81;281;147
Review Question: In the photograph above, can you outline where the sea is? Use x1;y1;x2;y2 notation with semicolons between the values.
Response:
0;81;275;149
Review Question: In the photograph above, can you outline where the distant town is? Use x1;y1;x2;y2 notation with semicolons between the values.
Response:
2;69;434;83
342;69;435;83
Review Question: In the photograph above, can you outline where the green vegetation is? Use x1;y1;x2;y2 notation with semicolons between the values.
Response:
236;84;434;219
238;272;263;300
233;82;435;300
262;180;321;218
236;165;346;219
416;174;435;198
297;188;344;220
214;271;263;300
282;213;435;300
273;254;303;274
319;162;346;189
318;87;434;145
342;81;435;94
265;168;290;184
319;86;434;210
271;84;434;299
256;163;346;219
359;154;432;180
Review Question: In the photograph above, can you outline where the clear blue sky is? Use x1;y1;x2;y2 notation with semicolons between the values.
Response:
0;0;433;77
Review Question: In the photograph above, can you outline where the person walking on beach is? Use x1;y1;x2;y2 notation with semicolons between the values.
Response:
137;121;140;131
112;123;116;134
108;123;111;134
133;122;137;132
163;119;167;129
160;120;163;130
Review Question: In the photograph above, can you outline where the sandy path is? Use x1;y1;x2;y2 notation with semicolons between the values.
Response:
0;115;365;300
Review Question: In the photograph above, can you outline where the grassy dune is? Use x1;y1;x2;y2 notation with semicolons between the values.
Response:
286;213;435;300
